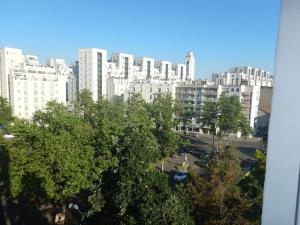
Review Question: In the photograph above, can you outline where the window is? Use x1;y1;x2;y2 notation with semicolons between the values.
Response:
147;61;151;78
125;57;129;78
158;88;161;93
165;64;169;79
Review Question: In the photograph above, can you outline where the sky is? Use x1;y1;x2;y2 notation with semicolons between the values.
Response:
0;0;281;79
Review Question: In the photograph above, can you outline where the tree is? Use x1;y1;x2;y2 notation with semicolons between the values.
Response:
239;150;266;225
7;102;110;212
89;95;194;225
187;145;251;225
150;95;180;171
201;101;218;150
0;96;13;128
175;101;194;135
202;94;252;151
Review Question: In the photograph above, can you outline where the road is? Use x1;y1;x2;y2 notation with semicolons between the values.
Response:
155;134;263;182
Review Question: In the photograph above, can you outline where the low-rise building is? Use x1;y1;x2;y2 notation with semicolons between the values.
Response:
175;81;260;133
124;80;177;103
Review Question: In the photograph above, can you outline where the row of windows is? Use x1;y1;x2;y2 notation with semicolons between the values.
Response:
131;87;170;93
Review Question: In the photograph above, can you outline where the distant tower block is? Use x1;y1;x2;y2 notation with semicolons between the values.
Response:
186;51;195;81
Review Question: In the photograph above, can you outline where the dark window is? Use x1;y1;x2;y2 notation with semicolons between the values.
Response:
165;64;169;79
97;52;102;98
186;61;190;77
125;57;129;78
147;61;151;78
180;66;184;80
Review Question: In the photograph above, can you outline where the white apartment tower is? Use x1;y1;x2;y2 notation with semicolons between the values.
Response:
79;48;195;101
79;48;107;101
134;57;155;79
0;48;23;99
186;51;195;81
111;53;134;81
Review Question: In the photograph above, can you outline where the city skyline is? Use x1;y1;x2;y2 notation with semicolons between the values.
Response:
1;0;281;79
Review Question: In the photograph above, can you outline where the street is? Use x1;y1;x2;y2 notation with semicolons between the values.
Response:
155;134;263;182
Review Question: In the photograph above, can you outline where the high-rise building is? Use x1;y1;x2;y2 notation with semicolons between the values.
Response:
67;61;79;104
186;51;195;81
0;47;23;99
78;48;195;101
79;48;108;101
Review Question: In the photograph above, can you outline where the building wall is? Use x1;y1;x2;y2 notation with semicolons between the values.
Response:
9;63;68;119
79;48;108;101
124;81;176;103
0;48;70;119
262;0;300;224
175;82;260;133
213;66;274;87
79;48;195;101
186;52;195;81
0;47;23;99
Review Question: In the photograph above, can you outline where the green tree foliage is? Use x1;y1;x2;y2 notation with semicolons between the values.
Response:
218;94;242;136
7;102;109;207
1;90;260;225
202;95;252;151
175;100;195;135
150;95;179;158
0;96;13;127
201;101;218;135
91;95;194;225
188;145;251;225
239;150;266;225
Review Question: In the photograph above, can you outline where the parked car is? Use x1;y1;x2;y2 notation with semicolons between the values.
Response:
174;171;188;182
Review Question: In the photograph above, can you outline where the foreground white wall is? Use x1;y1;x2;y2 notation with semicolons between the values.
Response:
262;0;300;224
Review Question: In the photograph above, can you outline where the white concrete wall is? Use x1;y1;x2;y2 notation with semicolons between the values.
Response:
262;0;300;224
0;48;23;99
79;48;107;101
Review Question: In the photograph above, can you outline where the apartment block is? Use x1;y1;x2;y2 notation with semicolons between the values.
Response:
212;66;273;87
79;48;108;101
79;48;195;101
8;55;70;119
124;80;177;103
175;81;260;133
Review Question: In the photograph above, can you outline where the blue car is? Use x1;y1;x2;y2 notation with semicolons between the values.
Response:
174;171;188;182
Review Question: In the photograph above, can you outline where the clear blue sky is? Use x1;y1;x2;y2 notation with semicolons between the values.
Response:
1;0;281;79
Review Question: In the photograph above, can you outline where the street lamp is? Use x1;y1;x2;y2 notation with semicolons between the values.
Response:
69;203;84;224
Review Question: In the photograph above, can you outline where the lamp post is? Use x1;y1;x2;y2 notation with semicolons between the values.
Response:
69;203;84;224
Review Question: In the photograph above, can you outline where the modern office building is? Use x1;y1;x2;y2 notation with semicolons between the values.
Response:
212;66;274;87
